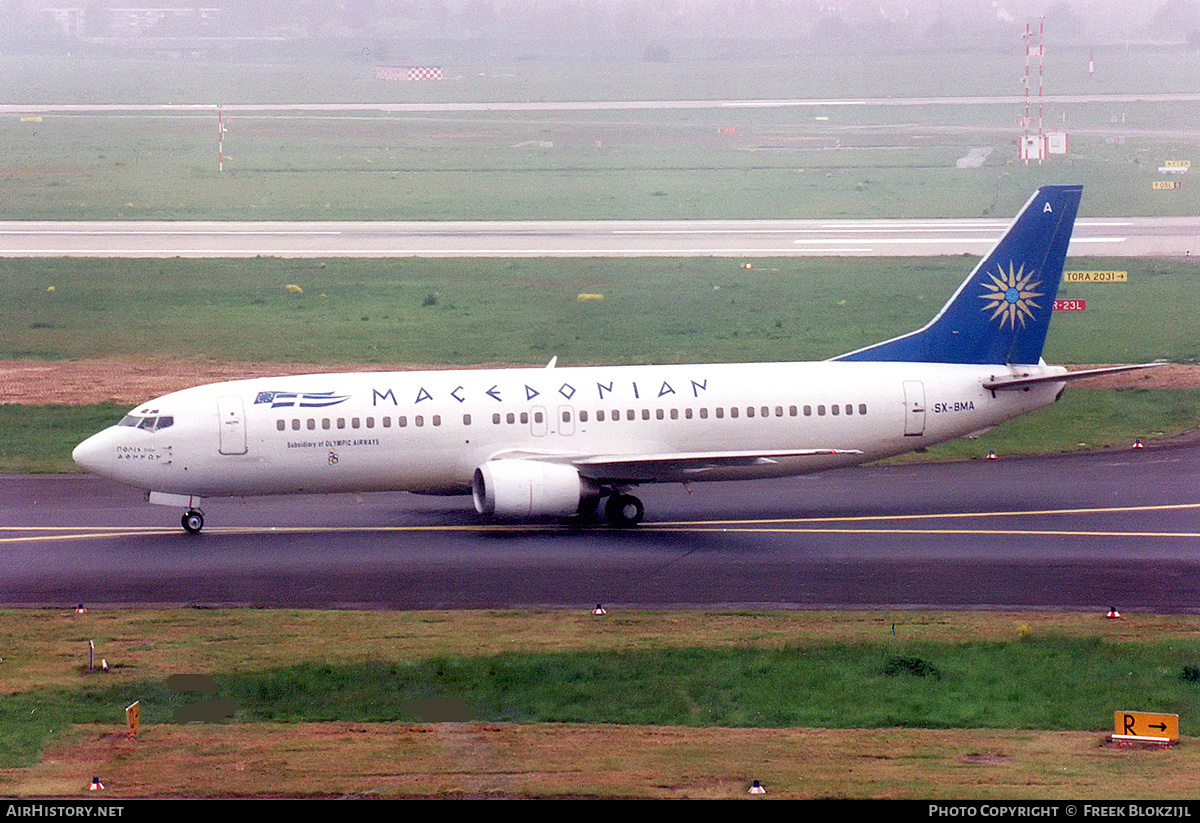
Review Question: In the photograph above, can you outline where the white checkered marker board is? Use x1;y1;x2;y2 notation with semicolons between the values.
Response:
376;66;443;81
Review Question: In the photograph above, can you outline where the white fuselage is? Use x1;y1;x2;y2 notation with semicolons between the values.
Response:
72;360;1066;500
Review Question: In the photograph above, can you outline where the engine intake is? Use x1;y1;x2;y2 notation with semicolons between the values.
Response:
472;460;599;518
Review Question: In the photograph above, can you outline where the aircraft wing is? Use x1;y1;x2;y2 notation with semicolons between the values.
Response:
486;447;862;483
983;362;1164;391
573;449;862;481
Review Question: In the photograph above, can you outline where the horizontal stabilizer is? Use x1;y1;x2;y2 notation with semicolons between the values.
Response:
983;362;1164;391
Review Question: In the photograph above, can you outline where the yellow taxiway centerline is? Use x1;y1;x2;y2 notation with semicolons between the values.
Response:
2;502;1198;544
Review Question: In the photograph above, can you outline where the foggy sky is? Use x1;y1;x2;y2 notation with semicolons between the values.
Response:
5;0;1197;55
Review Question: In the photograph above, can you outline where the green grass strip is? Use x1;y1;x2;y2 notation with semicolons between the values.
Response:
4;637;1198;768
3;256;1196;365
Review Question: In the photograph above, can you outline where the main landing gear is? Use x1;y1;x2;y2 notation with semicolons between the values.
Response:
604;492;644;527
181;509;205;534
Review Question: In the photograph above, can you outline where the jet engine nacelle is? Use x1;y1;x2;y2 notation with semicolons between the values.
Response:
472;460;599;518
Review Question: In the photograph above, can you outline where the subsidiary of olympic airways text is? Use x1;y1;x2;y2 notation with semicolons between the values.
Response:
929;807;1192;818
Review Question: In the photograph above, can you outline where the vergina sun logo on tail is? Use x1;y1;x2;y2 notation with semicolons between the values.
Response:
979;262;1044;330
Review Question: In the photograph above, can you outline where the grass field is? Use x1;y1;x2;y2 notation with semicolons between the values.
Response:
4;51;1200;222
4;111;1198;222
2;609;1199;798
4;256;1195;365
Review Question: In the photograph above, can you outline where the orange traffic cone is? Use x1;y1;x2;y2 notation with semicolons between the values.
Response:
88;777;104;791
1106;607;1121;619
986;450;998;460
592;604;607;615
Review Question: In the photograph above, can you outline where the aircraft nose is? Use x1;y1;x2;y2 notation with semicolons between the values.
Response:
72;430;112;475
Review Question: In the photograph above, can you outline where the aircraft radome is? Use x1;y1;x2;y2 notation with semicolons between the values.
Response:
73;185;1153;532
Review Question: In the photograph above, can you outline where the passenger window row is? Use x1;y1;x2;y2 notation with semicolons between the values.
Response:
276;414;446;432
570;404;868;423
275;403;867;433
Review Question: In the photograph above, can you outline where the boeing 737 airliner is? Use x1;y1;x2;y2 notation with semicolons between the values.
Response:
72;185;1150;532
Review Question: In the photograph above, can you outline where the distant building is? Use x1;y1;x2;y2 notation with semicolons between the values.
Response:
39;7;86;37
108;7;220;37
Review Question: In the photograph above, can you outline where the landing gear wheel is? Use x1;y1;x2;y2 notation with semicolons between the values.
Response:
181;510;204;534
605;493;644;527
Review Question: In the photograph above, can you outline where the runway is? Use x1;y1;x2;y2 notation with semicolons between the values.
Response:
3;441;1197;611
0;216;1193;257
6;93;1200;115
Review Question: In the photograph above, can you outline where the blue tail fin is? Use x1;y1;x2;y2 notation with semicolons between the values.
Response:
834;185;1083;366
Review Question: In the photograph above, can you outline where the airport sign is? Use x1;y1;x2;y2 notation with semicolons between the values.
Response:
1113;711;1179;742
1064;271;1127;283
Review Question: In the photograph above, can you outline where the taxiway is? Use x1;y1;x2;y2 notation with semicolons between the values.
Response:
3;441;1197;611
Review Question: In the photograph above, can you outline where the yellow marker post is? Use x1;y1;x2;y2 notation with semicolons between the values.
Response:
126;700;141;737
1112;711;1179;742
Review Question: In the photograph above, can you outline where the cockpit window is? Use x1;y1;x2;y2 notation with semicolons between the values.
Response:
121;414;174;432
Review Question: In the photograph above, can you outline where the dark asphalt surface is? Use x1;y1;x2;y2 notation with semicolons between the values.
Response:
2;442;1197;611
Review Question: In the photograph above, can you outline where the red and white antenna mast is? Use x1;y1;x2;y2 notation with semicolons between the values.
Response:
1038;17;1045;161
1023;22;1031;162
1021;20;1045;164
